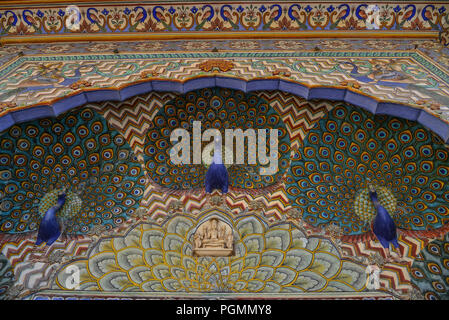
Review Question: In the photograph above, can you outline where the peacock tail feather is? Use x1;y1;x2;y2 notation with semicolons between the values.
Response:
285;103;449;236
0;107;145;234
144;88;290;192
410;234;449;300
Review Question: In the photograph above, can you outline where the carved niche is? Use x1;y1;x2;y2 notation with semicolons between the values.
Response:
193;217;234;257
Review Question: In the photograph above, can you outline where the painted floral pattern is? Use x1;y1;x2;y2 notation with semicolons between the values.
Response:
0;3;446;38
55;215;368;293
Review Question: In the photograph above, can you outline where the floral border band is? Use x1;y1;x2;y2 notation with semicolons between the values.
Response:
0;2;448;42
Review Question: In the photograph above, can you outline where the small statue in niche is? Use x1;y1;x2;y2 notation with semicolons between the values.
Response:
193;217;233;256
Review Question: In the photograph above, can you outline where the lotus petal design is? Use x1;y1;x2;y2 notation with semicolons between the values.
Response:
55;214;367;293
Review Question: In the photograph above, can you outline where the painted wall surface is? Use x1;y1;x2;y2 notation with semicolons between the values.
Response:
0;13;448;299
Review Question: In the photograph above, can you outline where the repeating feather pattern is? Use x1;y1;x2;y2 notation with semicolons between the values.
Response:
410;234;449;300
143;88;291;192
0;107;145;234
286;104;449;236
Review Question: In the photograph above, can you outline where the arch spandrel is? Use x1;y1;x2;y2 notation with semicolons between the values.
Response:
0;41;448;142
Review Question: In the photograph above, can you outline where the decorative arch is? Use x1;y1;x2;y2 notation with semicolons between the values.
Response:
1;77;449;143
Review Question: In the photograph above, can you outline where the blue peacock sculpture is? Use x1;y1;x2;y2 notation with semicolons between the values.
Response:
35;189;67;247
369;184;399;255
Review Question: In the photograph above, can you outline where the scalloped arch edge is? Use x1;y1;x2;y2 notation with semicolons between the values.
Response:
1;77;449;143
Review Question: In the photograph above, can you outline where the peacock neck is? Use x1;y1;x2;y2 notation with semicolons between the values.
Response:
47;198;65;217
43;206;58;221
370;191;393;221
369;191;380;208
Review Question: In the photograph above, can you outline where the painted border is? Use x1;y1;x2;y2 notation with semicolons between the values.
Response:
0;31;439;45
0;2;446;44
